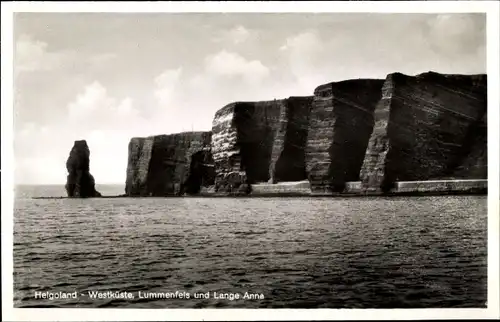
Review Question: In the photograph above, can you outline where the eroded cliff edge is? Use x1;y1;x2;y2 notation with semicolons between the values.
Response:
65;140;101;198
125;132;214;196
306;79;385;193
124;71;487;196
211;97;313;193
359;72;487;192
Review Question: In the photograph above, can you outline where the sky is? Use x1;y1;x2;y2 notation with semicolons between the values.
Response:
13;13;486;184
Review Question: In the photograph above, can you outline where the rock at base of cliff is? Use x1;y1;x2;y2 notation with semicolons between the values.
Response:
215;171;251;195
182;149;216;195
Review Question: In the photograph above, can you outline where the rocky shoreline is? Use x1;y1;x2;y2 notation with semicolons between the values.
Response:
61;71;487;199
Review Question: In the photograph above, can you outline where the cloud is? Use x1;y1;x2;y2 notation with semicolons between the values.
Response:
154;67;183;107
15;35;121;75
15;34;68;73
279;31;329;92
213;25;253;45
426;14;485;56
280;31;322;53
88;53;118;65
146;52;274;136
68;81;112;120
67;81;140;128
15;81;155;184
204;50;270;84
228;26;251;44
151;66;220;134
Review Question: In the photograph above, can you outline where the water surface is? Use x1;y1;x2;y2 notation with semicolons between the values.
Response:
14;184;487;308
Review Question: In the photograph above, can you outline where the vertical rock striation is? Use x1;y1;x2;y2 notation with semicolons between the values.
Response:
125;132;214;196
211;97;313;193
211;100;281;193
124;70;487;197
65;140;101;198
305;79;385;193
269;96;313;183
453;112;487;178
125;137;154;196
360;72;487;192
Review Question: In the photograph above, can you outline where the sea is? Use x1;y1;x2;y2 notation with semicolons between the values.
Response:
13;184;488;308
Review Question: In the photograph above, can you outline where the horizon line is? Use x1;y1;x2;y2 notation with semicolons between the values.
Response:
14;183;125;186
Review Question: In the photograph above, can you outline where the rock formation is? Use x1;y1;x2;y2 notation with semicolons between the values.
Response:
269;96;313;183
452;112;487;178
125;137;154;196
124;71;487;197
359;72;487;192
125;131;214;196
305;79;385;193
211;97;313;193
65;140;101;198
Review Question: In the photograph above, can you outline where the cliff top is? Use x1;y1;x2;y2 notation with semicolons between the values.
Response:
214;96;313;119
389;71;487;83
313;71;487;95
314;78;385;94
130;131;212;141
73;140;89;147
415;71;486;78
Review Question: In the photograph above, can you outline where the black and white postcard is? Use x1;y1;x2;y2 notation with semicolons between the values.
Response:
2;1;499;321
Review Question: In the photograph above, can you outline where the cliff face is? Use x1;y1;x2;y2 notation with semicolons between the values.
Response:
305;79;385;193
125;137;154;196
124;71;487;196
65;140;101;198
125;132;214;196
211;97;313;193
360;72;487;192
453;112;487;178
269;96;313;183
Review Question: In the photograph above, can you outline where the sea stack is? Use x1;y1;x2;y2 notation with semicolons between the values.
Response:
65;140;101;198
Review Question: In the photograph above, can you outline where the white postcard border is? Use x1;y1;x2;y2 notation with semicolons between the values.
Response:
2;1;499;321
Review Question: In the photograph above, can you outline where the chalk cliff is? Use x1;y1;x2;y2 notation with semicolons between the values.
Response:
65;140;101;198
359;72;487;192
125;132;214;196
211;97;313;193
305;79;385;193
